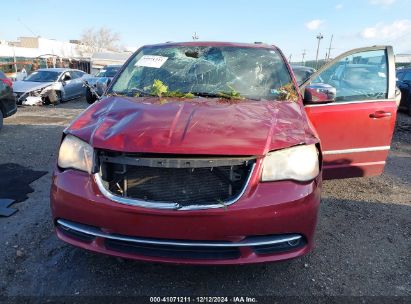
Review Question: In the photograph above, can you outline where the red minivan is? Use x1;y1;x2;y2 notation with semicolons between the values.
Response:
50;42;397;264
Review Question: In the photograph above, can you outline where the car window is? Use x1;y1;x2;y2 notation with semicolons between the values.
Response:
25;70;60;82
396;71;404;81
311;49;388;102
293;68;314;86
402;72;411;82
96;67;120;77
110;46;295;101
69;71;78;79
70;71;84;79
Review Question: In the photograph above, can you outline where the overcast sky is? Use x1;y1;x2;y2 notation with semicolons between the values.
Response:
1;0;411;60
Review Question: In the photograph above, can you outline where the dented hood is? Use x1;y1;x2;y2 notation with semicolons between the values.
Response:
66;96;317;156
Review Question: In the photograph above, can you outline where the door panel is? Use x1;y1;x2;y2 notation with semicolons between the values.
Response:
63;80;74;99
71;71;85;97
60;72;71;100
62;71;80;100
302;46;397;179
305;100;396;179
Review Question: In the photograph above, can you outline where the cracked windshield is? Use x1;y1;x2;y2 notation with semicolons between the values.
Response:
111;46;296;101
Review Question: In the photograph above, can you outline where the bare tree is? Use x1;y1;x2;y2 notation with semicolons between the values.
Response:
79;27;121;54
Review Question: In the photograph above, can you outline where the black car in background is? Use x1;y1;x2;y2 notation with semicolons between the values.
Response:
396;68;411;115
84;65;122;104
291;65;316;85
0;71;17;131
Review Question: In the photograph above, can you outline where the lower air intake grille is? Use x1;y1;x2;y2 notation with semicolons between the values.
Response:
105;239;241;260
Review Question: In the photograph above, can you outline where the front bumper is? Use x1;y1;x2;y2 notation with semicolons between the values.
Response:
50;169;321;265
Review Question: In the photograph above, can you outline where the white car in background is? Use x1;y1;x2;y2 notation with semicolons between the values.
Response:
13;68;90;105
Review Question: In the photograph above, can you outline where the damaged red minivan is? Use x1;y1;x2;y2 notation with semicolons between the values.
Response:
50;42;397;264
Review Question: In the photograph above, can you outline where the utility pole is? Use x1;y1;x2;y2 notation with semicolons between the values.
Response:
13;46;17;74
288;54;292;62
326;34;334;61
315;33;324;68
301;49;307;66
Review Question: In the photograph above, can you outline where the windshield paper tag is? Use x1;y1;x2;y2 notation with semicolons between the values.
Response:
135;55;168;68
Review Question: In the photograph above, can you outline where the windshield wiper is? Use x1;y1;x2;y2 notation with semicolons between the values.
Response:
129;88;155;97
106;92;127;97
191;92;222;98
192;92;260;101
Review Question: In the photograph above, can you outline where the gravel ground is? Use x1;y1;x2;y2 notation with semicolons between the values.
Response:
0;99;410;301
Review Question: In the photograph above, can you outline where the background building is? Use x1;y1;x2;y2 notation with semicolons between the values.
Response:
395;54;411;68
0;36;132;79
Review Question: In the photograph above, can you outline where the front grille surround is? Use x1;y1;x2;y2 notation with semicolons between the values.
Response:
95;152;256;210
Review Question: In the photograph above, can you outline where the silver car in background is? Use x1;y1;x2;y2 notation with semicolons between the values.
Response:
13;68;90;105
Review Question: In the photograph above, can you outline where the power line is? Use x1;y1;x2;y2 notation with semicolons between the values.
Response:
17;18;38;37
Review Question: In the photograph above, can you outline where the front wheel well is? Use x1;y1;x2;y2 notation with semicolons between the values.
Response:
43;89;62;105
315;143;324;171
0;104;6;117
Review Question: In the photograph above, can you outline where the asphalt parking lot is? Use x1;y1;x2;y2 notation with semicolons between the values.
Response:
0;99;410;299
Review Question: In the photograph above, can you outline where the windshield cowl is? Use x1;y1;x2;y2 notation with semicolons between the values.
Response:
104;94;293;106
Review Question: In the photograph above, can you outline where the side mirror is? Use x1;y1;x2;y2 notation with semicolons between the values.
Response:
61;74;71;82
304;83;336;104
61;81;66;86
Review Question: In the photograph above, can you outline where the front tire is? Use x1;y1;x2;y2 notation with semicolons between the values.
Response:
86;89;97;104
44;90;62;105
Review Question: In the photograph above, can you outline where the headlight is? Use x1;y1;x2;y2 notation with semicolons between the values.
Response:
58;135;94;173
261;144;319;182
